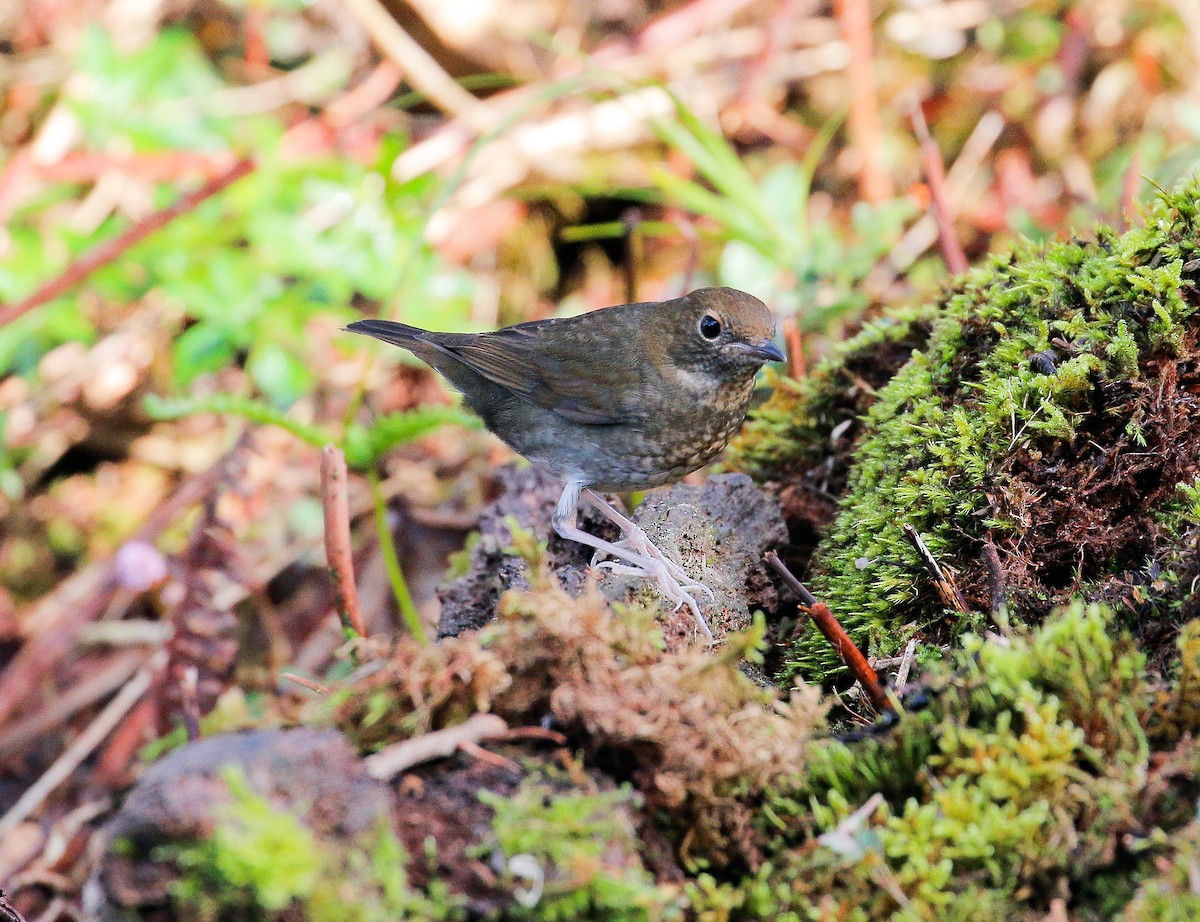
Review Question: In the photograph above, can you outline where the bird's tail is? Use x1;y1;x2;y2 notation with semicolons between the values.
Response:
345;319;431;349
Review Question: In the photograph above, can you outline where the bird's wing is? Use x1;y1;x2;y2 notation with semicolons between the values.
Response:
433;321;637;425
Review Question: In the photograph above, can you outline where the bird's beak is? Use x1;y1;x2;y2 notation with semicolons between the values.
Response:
728;339;786;363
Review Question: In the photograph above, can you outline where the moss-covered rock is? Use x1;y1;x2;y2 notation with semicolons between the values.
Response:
732;181;1200;680
690;603;1200;921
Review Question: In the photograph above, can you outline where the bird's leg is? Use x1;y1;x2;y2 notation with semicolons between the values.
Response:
552;481;713;644
582;490;714;602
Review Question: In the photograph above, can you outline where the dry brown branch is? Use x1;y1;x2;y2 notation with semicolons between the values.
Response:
281;672;330;695
0;445;241;729
894;637;917;691
179;665;200;742
489;726;569;746
901;523;970;613
365;713;508;779
835;0;893;202
808;602;890;712
0;651;143;761
910;102;968;275
871;110;1002;288
341;0;497;133
458;739;520;772
0;650;167;840
981;537;1006;614
0;158;254;330
765;551;889;712
324;60;403;130
320;444;366;638
764;550;816;606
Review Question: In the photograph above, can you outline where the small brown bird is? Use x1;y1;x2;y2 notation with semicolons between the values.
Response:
347;287;783;641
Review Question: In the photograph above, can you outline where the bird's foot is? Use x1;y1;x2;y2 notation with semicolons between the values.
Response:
568;486;714;643
593;555;714;644
590;522;715;603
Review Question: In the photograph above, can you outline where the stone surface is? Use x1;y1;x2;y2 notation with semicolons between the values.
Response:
438;465;788;646
86;728;391;916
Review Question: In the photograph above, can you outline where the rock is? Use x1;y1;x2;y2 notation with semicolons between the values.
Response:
438;466;788;646
596;473;788;644
436;464;617;638
86;728;391;917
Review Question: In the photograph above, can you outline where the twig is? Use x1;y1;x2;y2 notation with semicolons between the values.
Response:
341;0;497;133
765;552;889;711
365;713;508;779
0;651;143;760
179;665;200;742
489;726;568;746
0;650;166;839
981;537;1006;614
0;158;253;330
281;672;330;695
321;445;367;638
0;445;241;729
765;550;817;606
901;524;970;613
324;60;403;130
782;316;807;380
458;739;520;772
622;207;643;303
835;0;893;202
910;102;968;275
807;602;890;712
869;110;1002;288
894;638;917;692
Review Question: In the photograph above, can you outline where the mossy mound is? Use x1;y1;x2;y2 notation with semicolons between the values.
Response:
696;602;1200;922
732;181;1200;680
138;594;1200;920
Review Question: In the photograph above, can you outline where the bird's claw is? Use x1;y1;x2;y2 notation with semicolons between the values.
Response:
591;538;715;603
592;557;714;644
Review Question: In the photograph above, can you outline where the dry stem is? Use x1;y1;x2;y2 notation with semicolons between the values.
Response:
910;102;968;275
901;523;970;613
0;158;253;329
765;551;889;712
365;713;508;779
320;444;367;638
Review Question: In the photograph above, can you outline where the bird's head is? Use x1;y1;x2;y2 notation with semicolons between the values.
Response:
664;287;784;377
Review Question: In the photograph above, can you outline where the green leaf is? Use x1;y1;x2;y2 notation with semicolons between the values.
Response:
144;393;333;449
343;406;479;470
247;342;315;408
172;324;239;388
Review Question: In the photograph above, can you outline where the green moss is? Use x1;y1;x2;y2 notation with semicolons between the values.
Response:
171;767;463;922
730;304;937;485
479;777;680;921
736;181;1200;679
686;601;1196;921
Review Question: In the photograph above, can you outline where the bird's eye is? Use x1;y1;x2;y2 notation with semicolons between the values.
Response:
699;314;722;340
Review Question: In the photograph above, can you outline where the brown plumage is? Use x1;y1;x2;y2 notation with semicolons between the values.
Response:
347;287;783;642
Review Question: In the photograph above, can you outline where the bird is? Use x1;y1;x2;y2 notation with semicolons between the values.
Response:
346;286;784;643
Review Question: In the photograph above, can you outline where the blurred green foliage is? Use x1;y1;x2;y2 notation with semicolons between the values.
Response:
0;25;476;408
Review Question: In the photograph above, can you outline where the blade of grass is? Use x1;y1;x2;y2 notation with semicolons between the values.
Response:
368;468;428;645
